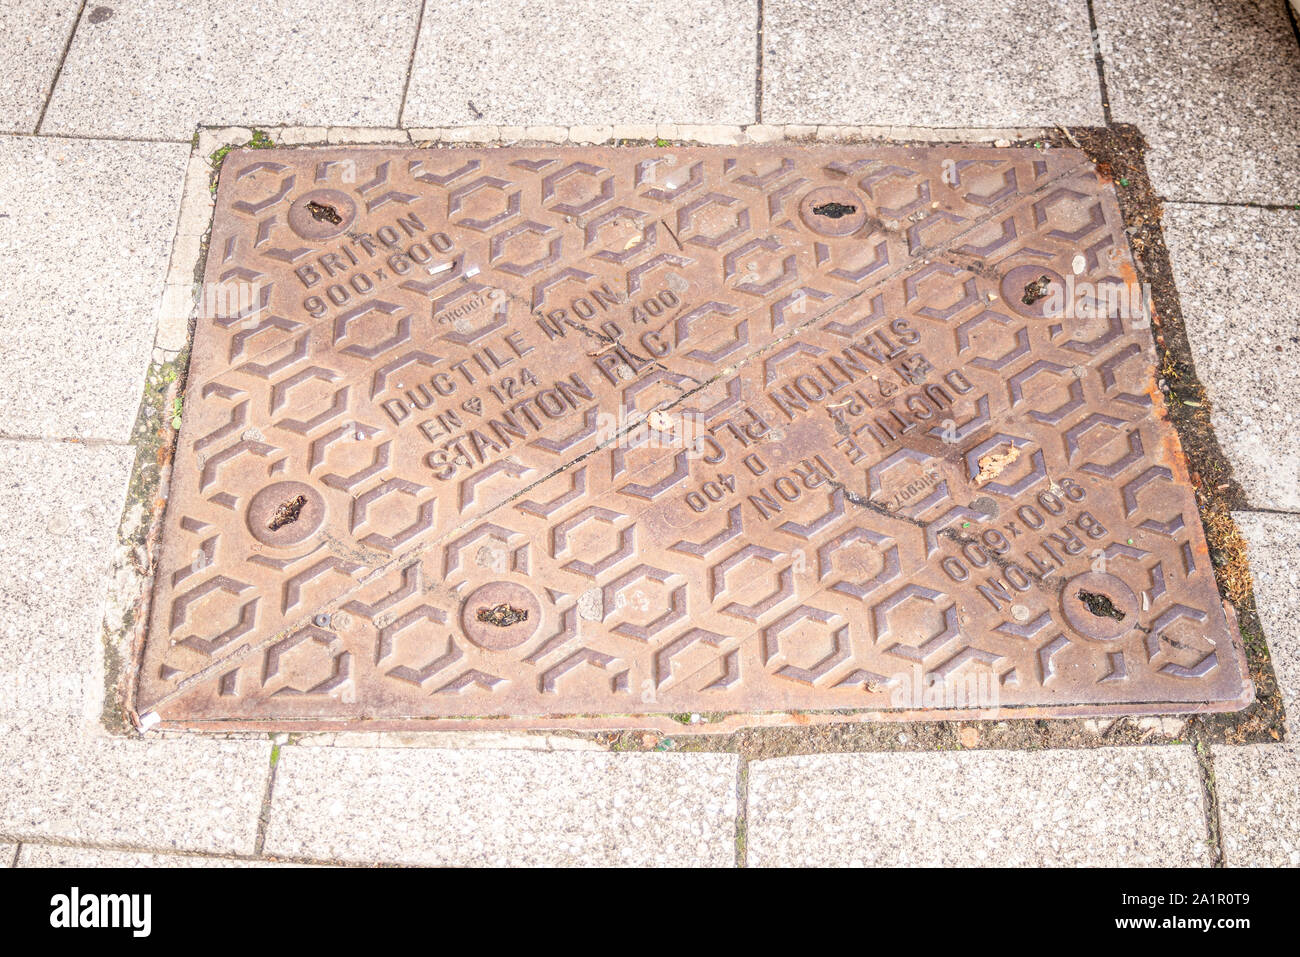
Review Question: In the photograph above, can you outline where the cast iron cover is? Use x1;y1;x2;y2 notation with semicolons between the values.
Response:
135;143;1252;729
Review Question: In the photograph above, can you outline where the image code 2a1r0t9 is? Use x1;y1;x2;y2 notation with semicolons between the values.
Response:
134;143;1252;729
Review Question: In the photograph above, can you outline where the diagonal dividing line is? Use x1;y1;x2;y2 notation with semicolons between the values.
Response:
145;148;1095;715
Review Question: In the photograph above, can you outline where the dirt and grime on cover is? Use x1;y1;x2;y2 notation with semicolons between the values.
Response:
124;130;1278;748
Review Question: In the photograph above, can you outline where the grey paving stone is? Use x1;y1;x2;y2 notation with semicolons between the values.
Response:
0;1;81;133
1213;743;1300;866
0;440;134;720
17;844;309;867
42;0;423;139
747;746;1208;866
1094;0;1300;203
762;0;1103;126
0;844;14;867
265;748;738;866
1163;204;1300;512
0;136;186;441
1233;511;1300;731
403;0;756;126
0;442;269;855
0;731;271;855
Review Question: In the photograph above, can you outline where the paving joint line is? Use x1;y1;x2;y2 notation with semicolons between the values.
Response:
397;0;430;128
1163;198;1300;212
0;130;192;145
1191;737;1226;866
253;741;282;855
734;758;750;868
0;833;358;867
8;843;19;868
0;431;132;447
754;0;765;124
33;0;87;135
1286;0;1300;55
1084;0;1114;127
1229;505;1300;518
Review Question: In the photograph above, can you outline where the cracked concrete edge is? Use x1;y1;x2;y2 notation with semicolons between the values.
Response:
98;129;247;736
249;123;1052;148
279;730;604;750
99;355;186;736
153;127;249;356
96;133;216;732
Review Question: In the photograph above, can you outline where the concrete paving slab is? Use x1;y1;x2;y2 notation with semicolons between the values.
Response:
41;0;423;140
1233;511;1299;731
1093;0;1300;204
747;746;1209;866
0;440;134;720
0;844;13;867
1163;204;1300;512
762;0;1104;127
0;731;271;855
0;135;186;441
403;0;756;126
264;748;737;866
0;1;81;134
1213;743;1300;866
17;844;310;867
138;142;1250;729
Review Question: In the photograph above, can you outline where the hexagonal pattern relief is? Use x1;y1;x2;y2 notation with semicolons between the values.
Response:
136;145;1250;728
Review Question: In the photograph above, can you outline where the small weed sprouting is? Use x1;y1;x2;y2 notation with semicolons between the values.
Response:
208;128;275;194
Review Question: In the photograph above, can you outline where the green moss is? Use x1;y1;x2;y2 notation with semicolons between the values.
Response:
208;128;276;194
100;349;191;731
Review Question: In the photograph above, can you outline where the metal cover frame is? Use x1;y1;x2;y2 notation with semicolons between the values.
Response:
134;143;1252;730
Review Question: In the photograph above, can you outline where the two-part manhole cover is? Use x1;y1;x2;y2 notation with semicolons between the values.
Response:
134;142;1252;729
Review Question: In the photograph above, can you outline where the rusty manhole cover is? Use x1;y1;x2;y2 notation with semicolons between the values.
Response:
135;143;1251;729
